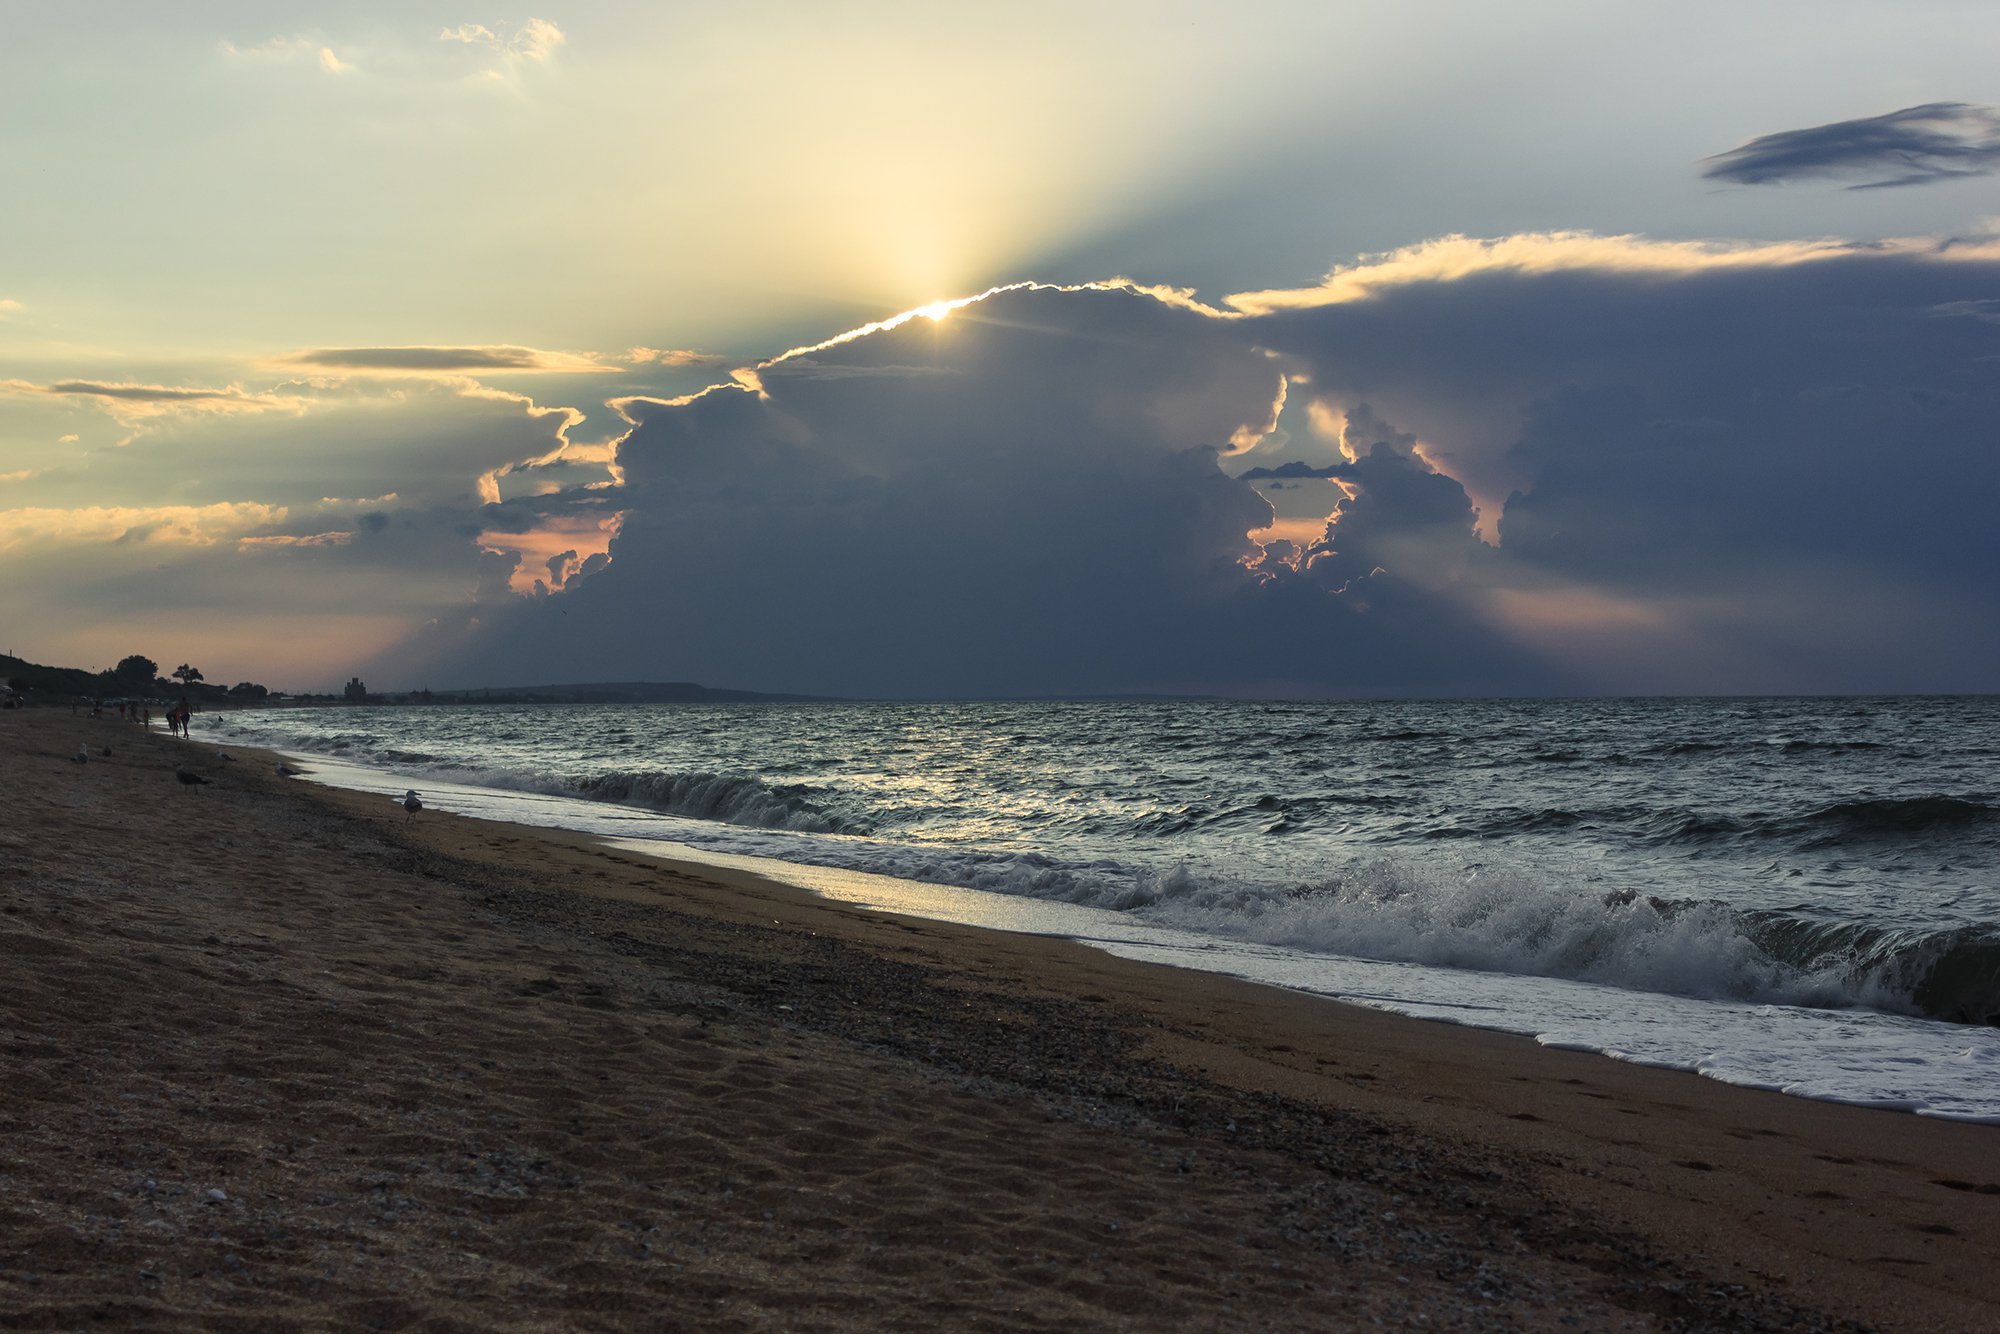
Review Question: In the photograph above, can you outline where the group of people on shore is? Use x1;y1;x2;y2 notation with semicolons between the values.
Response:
97;698;196;736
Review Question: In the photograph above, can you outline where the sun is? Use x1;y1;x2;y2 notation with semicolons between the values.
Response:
913;299;957;322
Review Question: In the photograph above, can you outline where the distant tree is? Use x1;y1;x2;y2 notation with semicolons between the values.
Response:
172;664;204;687
229;682;269;701
114;654;158;686
343;676;368;702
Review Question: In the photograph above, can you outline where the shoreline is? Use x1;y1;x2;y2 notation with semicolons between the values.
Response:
6;705;1997;1329
227;716;2000;1125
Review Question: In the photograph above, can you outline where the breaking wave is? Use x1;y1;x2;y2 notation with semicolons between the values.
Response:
566;770;856;833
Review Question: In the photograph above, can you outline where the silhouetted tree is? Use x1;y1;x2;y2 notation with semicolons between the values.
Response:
229;682;269;700
115;654;158;686
172;664;204;687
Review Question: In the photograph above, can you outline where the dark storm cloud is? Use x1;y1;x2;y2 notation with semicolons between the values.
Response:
379;284;1554;698
365;243;2000;698
1240;239;2000;691
1701;103;2000;189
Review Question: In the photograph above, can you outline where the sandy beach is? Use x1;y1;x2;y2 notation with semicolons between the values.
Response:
3;706;1997;1330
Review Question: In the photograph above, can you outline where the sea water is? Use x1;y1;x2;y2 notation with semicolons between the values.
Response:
210;696;2000;1120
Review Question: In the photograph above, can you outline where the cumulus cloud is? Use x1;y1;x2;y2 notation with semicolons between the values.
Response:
1701;103;2000;189
359;238;2000;698
281;345;615;374
1236;236;2000;690
376;284;1553;697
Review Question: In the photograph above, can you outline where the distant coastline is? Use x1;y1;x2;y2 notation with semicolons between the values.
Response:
0;651;830;709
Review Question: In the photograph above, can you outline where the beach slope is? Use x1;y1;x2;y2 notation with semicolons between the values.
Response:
3;707;1995;1330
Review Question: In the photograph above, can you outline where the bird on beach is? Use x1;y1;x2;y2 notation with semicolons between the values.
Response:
274;762;297;777
72;743;88;764
402;789;423;821
175;766;211;791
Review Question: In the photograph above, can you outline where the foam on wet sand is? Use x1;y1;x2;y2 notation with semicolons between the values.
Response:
3;706;1996;1330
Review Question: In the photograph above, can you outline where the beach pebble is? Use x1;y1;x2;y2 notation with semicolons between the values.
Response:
206;1187;228;1202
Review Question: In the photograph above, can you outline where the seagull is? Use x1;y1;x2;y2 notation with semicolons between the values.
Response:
274;762;298;777
402;789;423;821
72;743;88;764
175;766;211;790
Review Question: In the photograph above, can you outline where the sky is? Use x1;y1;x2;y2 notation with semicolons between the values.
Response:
5;2;2000;697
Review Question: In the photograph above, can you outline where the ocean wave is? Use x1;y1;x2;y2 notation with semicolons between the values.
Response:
1140;859;2000;1025
569;770;855;833
1789;795;1998;846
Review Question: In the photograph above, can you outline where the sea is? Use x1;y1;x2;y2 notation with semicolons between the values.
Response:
208;695;2000;1121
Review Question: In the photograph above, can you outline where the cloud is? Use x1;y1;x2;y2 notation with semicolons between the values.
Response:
222;35;358;75
0;502;288;549
238;530;353;549
441;17;565;85
362;235;2000;697
0;376;620;688
0;378;306;432
1223;231;1923;315
1236;235;2000;690
624;346;727;368
377;283;1553;697
0;298;21;319
281;345;616;374
440;19;564;61
1701;103;2000;189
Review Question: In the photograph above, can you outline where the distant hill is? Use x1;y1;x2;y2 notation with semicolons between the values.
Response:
1;652;109;698
431;681;836;704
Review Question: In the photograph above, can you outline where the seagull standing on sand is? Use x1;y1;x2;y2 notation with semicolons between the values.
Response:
72;743;88;764
402;789;423;821
175;766;211;791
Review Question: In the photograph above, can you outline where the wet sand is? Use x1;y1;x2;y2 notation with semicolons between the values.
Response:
3;705;1996;1331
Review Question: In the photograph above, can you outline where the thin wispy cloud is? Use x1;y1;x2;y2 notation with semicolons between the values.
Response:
0;502;289;550
282;345;614;374
440;17;565;86
1223;232;1910;315
0;298;21;318
624;347;727;369
0;379;304;430
222;35;358;76
1702;103;2000;189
